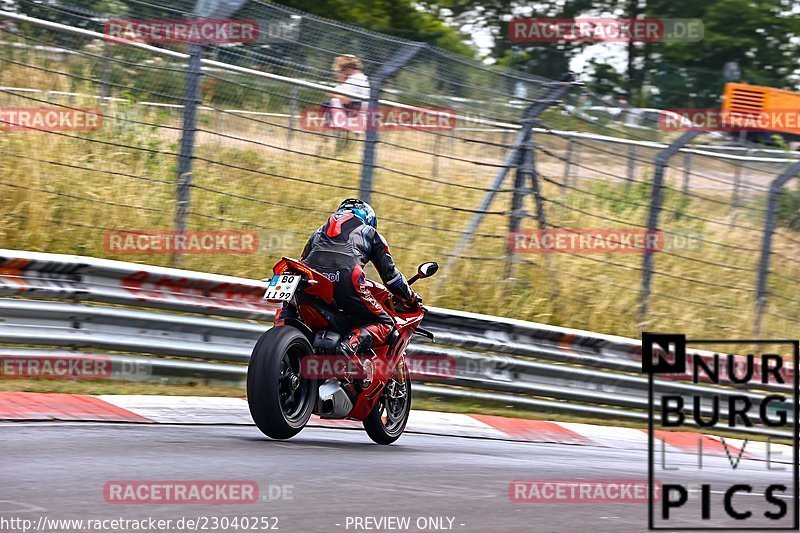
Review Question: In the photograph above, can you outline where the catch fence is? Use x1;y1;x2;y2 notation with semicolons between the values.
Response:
0;1;798;341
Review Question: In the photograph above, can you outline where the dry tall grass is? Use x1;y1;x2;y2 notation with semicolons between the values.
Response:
1;48;797;343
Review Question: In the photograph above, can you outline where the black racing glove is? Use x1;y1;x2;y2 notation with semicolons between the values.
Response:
405;290;422;307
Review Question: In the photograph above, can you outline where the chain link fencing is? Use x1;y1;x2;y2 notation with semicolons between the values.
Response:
0;0;798;342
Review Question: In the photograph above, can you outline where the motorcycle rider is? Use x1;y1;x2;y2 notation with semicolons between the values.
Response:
275;199;420;357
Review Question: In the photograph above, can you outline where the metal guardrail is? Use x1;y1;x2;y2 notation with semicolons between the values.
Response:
0;249;792;437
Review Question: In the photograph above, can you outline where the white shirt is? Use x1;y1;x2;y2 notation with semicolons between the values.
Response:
333;71;371;102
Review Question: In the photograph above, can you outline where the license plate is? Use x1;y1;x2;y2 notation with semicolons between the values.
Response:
263;274;301;301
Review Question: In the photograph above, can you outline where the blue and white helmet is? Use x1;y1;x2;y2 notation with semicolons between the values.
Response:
337;198;377;229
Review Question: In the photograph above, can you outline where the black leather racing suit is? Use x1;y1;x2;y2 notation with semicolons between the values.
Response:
276;211;414;351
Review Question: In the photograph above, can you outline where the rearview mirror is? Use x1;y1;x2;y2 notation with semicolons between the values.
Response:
417;262;439;278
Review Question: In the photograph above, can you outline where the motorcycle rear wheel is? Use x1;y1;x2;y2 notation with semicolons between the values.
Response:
363;360;411;445
247;326;317;440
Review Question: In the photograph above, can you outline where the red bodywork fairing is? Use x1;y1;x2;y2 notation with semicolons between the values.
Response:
271;257;424;421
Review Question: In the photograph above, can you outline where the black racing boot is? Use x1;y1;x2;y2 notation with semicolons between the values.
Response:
335;329;375;385
335;328;374;357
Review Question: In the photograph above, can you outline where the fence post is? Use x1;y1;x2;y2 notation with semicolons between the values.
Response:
431;133;441;180
732;156;744;210
742;148;753;204
525;138;559;299
729;150;753;228
682;151;692;195
507;143;530;278
527;142;550;233
359;43;426;203
754;160;800;334
216;109;224;149
563;138;573;188
572;138;582;185
171;43;203;268
509;149;528;236
625;144;637;192
443;83;573;277
637;131;701;323
287;85;298;146
100;40;112;99
506;133;565;287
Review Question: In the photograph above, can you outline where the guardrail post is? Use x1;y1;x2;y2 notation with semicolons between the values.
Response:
171;43;203;268
359;42;426;203
637;131;701;324
754;160;800;334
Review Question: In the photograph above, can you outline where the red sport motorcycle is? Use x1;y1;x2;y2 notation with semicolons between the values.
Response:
247;257;438;444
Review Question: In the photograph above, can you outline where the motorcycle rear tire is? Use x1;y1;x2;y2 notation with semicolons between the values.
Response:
247;326;316;440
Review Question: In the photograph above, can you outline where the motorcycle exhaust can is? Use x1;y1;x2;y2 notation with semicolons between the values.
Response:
318;378;353;419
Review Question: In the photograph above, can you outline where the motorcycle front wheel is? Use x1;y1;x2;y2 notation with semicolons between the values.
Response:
363;359;411;445
247;326;317;440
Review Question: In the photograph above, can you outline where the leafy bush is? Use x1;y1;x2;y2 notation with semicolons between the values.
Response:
777;186;800;231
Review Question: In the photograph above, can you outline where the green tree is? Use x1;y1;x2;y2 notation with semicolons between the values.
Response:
642;0;800;107
434;0;800;107
273;0;474;56
438;0;608;78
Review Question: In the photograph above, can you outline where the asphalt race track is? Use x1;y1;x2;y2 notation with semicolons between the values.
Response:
0;422;795;533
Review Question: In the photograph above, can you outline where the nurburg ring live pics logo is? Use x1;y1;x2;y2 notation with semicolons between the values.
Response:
642;333;799;530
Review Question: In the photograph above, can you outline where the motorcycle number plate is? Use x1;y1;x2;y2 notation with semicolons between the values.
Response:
263;274;301;301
